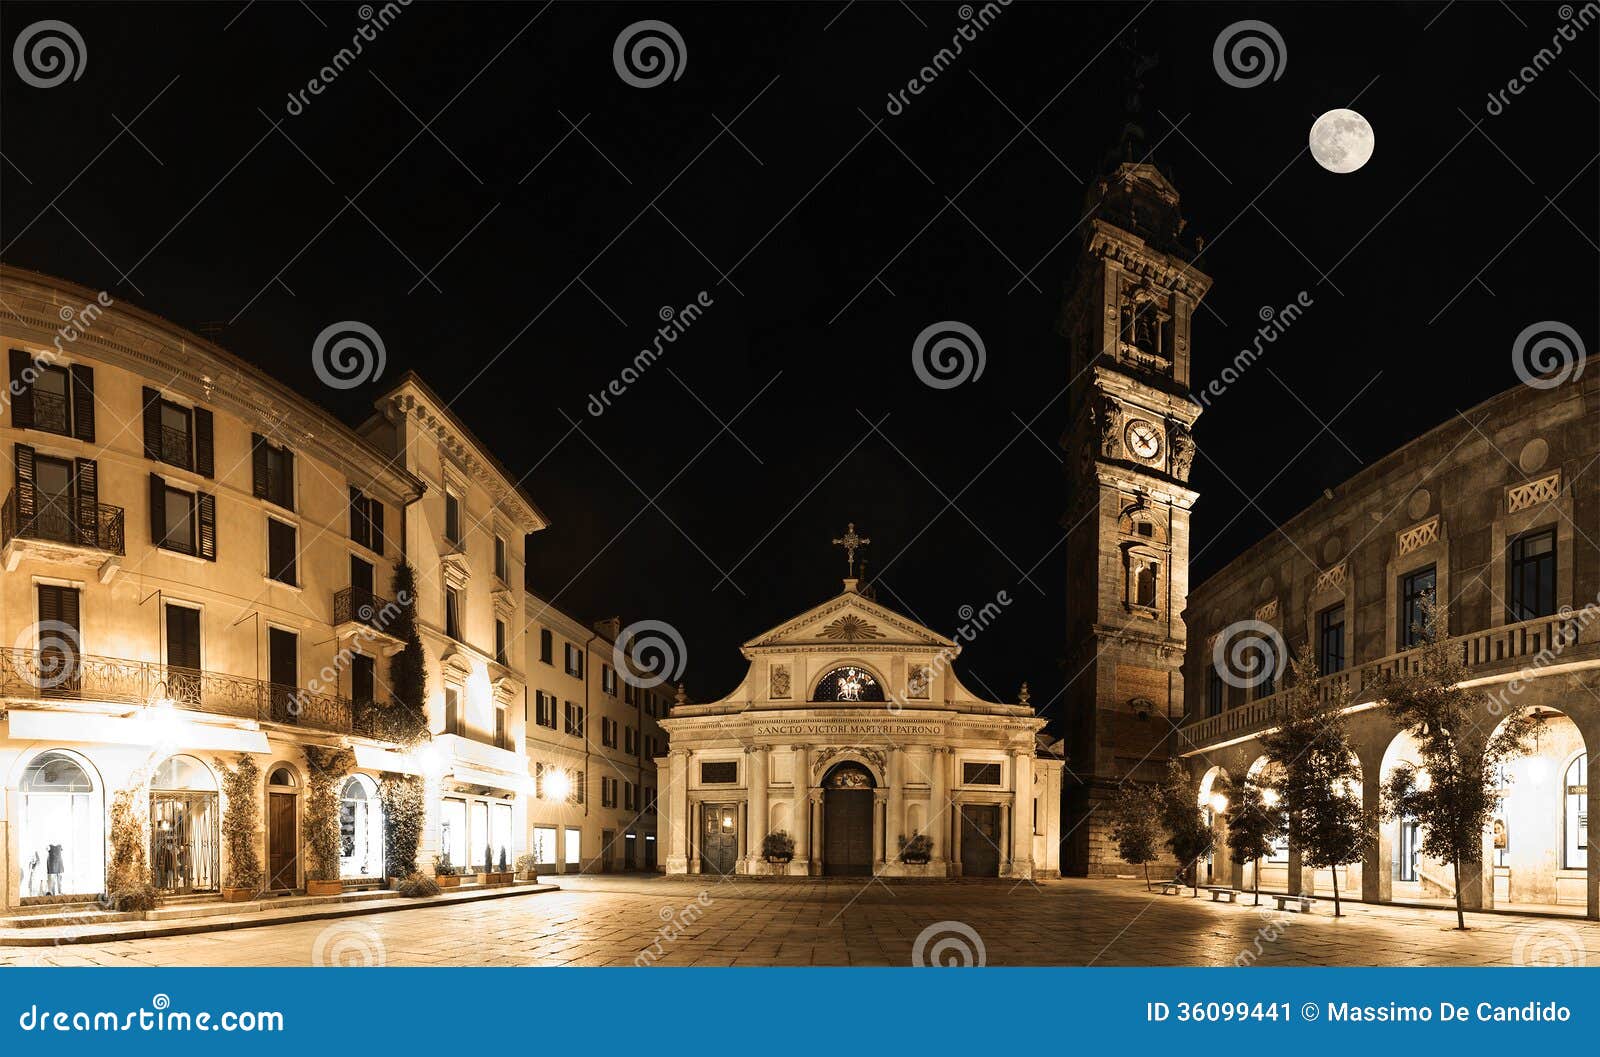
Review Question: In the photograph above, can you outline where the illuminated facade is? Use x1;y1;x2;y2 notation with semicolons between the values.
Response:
658;574;1064;878
1178;378;1598;919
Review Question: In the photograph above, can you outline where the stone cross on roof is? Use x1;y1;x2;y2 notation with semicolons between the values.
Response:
831;522;870;578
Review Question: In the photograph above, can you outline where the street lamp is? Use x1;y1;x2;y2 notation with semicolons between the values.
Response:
544;769;572;802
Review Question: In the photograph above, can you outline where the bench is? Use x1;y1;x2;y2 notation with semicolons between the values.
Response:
1158;881;1186;896
1203;886;1239;903
1272;894;1316;913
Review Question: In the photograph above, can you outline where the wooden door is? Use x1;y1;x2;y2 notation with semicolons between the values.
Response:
268;791;297;891
959;805;1001;877
699;809;738;875
823;789;873;876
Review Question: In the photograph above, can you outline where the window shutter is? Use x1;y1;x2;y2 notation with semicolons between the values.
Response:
371;501;384;556
349;486;364;544
282;449;295;503
194;407;214;478
14;443;37;520
142;387;162;459
251;434;268;498
74;458;98;547
69;364;95;442
9;350;35;430
197;491;216;561
149;472;166;544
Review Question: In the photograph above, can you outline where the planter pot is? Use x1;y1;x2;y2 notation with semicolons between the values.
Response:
901;857;930;866
765;856;792;866
435;874;462;888
305;879;343;897
476;871;513;885
221;887;256;903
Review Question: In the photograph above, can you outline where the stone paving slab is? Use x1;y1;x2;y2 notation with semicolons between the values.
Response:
1;876;1592;967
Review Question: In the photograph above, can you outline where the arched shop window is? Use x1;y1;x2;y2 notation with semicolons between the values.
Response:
19;751;104;898
340;775;385;879
1565;754;1588;870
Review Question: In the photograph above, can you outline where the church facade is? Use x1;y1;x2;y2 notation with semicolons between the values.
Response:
657;573;1063;878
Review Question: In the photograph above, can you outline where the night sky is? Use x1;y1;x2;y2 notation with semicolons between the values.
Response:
4;2;1596;725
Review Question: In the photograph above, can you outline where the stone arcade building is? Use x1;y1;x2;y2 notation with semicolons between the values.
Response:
657;575;1064;878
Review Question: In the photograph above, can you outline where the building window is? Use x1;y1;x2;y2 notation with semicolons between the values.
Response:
564;827;581;865
532;825;557;865
349;488;384;554
535;690;557;729
351;652;375;709
1205;665;1224;717
250;435;294;509
494;619;508;666
266;517;297;585
564;642;583;678
573;770;585;805
27;364;73;435
161;483;198;555
18;751;103;897
625;726;637;754
1565;754;1588;870
962;762;1002;786
1134;559;1159;608
539;629;553;665
495;703;509;750
700;761;737;784
564;701;584;737
602;717;617;749
1400;565;1437;649
1317;603;1345;675
493;535;507;582
444;586;462;641
444;490;462;546
443;685;461;735
601;777;617;808
157;401;193;470
1508;528;1556;622
601;663;616;696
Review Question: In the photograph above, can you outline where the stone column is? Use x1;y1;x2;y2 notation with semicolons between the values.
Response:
666;749;689;874
886;747;905;861
747;746;769;869
1363;758;1388;904
872;789;888;868
1287;845;1302;896
736;801;747;862
689;801;702;874
810;793;824;876
1011;750;1035;879
791;744;811;873
929;747;949;864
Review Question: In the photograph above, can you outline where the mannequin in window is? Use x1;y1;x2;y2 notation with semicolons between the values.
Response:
46;843;64;895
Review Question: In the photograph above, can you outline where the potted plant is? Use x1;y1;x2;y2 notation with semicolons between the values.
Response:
514;852;540;881
899;832;933;865
477;844;513;884
762;830;795;865
215;754;263;902
434;854;462;888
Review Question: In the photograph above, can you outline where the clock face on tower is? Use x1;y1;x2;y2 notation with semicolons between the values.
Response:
1125;419;1162;461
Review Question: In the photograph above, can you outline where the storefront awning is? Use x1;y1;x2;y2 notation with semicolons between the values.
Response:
7;709;270;753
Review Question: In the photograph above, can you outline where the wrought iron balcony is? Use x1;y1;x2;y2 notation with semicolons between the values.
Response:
333;586;400;630
2;491;125;556
0;647;366;738
31;389;69;434
1178;611;1600;753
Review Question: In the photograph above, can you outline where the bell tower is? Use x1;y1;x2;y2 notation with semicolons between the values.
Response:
1059;157;1213;876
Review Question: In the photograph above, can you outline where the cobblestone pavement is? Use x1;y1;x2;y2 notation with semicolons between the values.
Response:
4;876;1594;967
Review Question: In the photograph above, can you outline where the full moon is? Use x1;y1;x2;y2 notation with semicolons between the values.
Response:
1309;109;1375;173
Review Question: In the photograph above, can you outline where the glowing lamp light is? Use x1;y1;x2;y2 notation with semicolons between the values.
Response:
1414;768;1432;792
1527;757;1552;785
721;812;737;832
414;743;443;778
1209;793;1229;814
1261;788;1281;807
544;769;572;802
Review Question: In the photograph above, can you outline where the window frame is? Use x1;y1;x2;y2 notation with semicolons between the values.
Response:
1399;564;1437;650
266;515;298;586
1317;602;1346;676
1507;527;1557;623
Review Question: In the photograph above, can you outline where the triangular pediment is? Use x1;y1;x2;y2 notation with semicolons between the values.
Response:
742;587;956;652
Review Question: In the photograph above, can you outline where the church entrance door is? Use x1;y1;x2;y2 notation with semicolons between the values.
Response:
699;806;738;876
959;805;1001;877
821;762;875;876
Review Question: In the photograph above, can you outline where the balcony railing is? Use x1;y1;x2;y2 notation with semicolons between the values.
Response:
31;389;69;434
334;586;401;630
0;647;364;738
159;424;192;469
2;491;126;555
1179;611;1599;751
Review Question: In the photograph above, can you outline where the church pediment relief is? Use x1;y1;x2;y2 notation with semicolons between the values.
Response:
744;593;955;652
